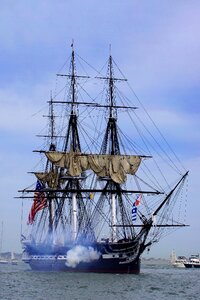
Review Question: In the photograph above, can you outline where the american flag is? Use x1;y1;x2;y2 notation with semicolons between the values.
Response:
27;180;47;225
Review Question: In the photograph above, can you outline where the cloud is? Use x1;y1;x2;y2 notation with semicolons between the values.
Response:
0;89;47;135
147;107;200;147
123;2;200;110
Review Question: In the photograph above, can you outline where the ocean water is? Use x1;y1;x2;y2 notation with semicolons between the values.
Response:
0;262;199;300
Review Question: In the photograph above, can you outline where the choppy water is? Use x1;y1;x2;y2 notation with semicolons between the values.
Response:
0;262;199;300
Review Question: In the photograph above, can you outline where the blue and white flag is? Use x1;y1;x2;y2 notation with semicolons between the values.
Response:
132;202;137;222
132;194;142;222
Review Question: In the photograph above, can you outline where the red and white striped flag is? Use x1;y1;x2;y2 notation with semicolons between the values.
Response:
27;180;47;225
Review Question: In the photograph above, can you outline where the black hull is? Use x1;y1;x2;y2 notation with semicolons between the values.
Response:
184;264;192;268
25;257;140;274
22;239;143;273
184;263;200;269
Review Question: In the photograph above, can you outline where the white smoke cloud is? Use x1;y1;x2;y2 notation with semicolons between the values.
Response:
65;245;100;268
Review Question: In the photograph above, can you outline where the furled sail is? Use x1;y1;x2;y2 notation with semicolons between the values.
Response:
45;151;142;183
34;171;59;188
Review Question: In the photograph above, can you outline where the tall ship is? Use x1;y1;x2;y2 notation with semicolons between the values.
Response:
18;45;189;274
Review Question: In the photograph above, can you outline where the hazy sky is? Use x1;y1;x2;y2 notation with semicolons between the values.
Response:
0;0;200;258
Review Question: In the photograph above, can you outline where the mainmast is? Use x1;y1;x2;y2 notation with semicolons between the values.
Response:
108;55;118;242
108;55;115;119
63;45;81;153
66;45;79;241
57;44;84;241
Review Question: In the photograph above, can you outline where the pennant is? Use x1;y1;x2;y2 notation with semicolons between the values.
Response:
135;194;142;206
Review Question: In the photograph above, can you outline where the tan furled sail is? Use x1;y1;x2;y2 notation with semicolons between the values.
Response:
34;171;59;188
45;151;141;183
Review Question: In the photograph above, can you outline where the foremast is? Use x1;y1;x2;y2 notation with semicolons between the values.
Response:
95;53;139;243
101;54;121;242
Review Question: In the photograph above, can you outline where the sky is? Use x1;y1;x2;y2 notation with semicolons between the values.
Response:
0;0;200;259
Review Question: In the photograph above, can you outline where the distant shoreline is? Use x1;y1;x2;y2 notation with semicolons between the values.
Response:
141;257;169;265
1;252;170;265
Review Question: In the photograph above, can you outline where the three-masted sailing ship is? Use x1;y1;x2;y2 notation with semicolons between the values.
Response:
19;45;188;273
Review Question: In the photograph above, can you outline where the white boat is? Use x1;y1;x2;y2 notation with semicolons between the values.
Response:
184;255;200;268
0;222;9;264
0;258;9;264
170;250;187;268
11;252;18;265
